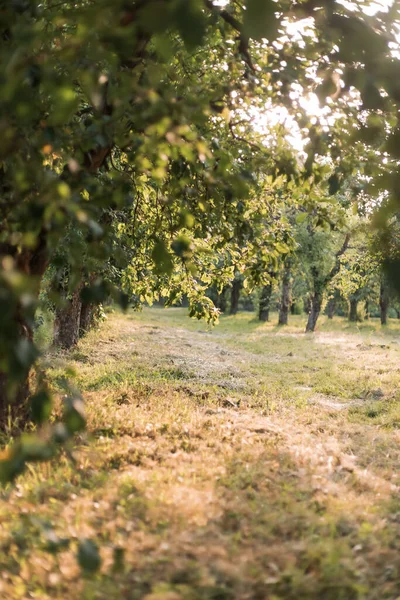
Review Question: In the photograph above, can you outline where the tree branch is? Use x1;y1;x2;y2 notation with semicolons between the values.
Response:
228;122;262;151
203;0;256;72
325;232;351;285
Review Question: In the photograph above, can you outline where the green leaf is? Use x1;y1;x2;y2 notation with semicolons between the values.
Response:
15;338;39;370
152;240;174;275
49;87;79;126
296;212;308;224
64;397;86;434
173;0;207;50
20;434;55;462
77;539;102;574
275;242;289;254
0;446;26;484
243;0;279;41
171;234;192;259
178;210;195;229
139;1;171;33
30;390;53;424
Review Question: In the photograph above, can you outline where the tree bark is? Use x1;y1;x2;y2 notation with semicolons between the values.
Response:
365;300;370;319
349;298;358;322
230;278;241;315
259;283;272;322
278;261;292;325
306;291;323;332
79;302;94;337
380;279;389;326
54;286;83;349
327;297;336;319
215;286;228;314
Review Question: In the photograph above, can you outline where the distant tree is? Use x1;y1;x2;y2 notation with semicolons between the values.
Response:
326;289;341;319
295;202;351;333
215;286;229;314
278;258;293;326
259;277;274;322
380;276;390;326
230;276;242;316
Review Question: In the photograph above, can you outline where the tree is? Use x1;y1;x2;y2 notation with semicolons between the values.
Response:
2;0;400;482
326;289;340;319
213;286;229;314
375;212;400;323
294;202;351;333
278;258;293;326
380;276;390;326
230;276;242;316
330;225;380;323
259;278;274;322
0;0;267;425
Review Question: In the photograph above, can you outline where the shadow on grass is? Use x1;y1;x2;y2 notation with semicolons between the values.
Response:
2;430;400;600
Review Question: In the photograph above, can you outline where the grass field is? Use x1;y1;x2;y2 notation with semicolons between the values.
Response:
1;308;400;599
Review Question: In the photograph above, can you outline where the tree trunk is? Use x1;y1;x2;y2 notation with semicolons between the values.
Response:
0;237;48;426
306;291;323;332
305;234;350;334
365;300;370;320
396;309;400;320
215;286;228;314
327;297;336;319
54;286;83;349
79;302;94;337
349;298;358;322
380;279;389;326
79;274;98;335
259;283;272;322
278;262;292;326
0;318;32;427
230;279;241;316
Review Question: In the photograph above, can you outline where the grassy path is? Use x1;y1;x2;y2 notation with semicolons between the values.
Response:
1;308;400;599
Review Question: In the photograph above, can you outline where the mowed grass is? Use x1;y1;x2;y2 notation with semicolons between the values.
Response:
1;307;400;599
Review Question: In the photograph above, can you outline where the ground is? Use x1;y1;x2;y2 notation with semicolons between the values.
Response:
1;308;400;599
